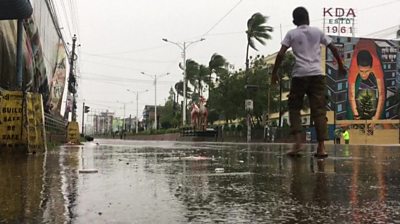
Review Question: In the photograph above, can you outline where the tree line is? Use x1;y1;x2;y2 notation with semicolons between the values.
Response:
158;13;295;129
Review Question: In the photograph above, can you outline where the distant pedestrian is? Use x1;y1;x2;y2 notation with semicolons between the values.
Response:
271;6;346;158
334;128;342;144
342;128;350;144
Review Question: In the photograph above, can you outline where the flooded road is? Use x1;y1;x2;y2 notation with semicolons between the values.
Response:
1;140;400;223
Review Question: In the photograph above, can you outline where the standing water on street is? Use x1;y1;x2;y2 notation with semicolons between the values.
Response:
1;140;400;223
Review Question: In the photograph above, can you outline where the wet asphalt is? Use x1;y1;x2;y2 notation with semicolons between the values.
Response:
1;139;400;223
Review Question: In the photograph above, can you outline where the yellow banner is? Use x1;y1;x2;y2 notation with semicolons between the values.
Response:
0;90;24;148
26;93;46;151
0;89;46;151
67;121;80;144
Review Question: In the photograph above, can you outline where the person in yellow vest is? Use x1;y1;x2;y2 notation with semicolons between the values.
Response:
342;128;350;144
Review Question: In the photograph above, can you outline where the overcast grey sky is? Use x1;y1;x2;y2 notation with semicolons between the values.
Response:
54;0;400;119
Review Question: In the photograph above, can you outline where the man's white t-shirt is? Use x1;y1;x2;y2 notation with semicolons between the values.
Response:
281;25;332;77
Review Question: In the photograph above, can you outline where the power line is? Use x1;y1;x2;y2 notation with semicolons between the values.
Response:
93;45;167;56
59;0;73;38
358;0;400;12
80;72;176;84
202;0;243;37
81;52;177;64
68;0;80;36
81;59;145;72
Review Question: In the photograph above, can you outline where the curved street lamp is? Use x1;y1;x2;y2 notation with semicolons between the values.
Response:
162;37;205;126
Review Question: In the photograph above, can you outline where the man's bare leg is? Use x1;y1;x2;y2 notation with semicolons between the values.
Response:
287;132;303;156
314;141;328;158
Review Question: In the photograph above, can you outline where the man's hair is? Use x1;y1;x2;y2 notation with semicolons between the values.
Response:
292;7;309;26
357;50;373;67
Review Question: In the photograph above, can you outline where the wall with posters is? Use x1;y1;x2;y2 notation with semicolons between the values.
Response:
325;36;399;121
0;0;67;116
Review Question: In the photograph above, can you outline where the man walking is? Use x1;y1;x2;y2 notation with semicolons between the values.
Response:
271;6;346;158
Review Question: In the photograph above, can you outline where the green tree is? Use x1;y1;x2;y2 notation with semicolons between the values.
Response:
159;87;180;128
276;52;295;126
208;69;246;123
248;55;269;124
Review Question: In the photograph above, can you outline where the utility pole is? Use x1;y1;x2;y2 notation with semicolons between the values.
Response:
127;89;148;133
123;103;126;132
279;76;282;128
82;102;85;135
64;34;78;121
82;102;90;136
154;75;157;129
140;72;168;130
136;92;139;133
16;19;23;90
70;35;78;121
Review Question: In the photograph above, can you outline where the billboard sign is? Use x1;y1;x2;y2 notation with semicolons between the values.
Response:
325;37;399;120
48;42;67;115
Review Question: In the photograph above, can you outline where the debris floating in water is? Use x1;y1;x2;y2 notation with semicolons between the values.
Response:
79;169;98;173
215;168;224;173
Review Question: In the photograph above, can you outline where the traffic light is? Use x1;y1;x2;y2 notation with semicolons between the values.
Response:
84;106;90;113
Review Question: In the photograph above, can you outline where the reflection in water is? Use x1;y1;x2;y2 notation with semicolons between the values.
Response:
0;145;80;223
1;141;400;223
313;159;329;206
0;153;44;223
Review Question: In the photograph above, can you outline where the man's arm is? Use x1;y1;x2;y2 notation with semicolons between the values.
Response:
374;78;385;120
348;83;359;119
271;45;289;85
327;43;346;75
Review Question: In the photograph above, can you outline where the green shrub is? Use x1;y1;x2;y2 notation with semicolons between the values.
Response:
223;124;230;132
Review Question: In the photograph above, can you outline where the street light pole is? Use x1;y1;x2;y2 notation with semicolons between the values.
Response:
121;102;126;132
162;38;205;126
127;89;149;133
136;92;139;133
154;74;157;130
182;43;187;126
140;72;168;130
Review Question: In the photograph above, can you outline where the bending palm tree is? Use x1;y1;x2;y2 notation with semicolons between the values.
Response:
245;13;273;73
245;12;273;142
208;53;227;89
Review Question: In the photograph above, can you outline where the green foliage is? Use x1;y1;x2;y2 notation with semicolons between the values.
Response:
236;124;243;132
158;90;180;129
358;91;375;119
223;124;230;132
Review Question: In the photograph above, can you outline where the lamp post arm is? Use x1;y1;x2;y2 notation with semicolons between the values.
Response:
186;38;205;48
162;38;184;50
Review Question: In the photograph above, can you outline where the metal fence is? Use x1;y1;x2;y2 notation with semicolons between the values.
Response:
44;113;67;142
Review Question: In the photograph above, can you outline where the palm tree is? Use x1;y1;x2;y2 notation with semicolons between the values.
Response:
245;12;273;142
185;59;202;101
208;53;228;89
174;81;192;99
245;13;273;73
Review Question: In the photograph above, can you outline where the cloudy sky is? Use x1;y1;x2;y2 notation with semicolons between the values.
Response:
54;0;400;119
